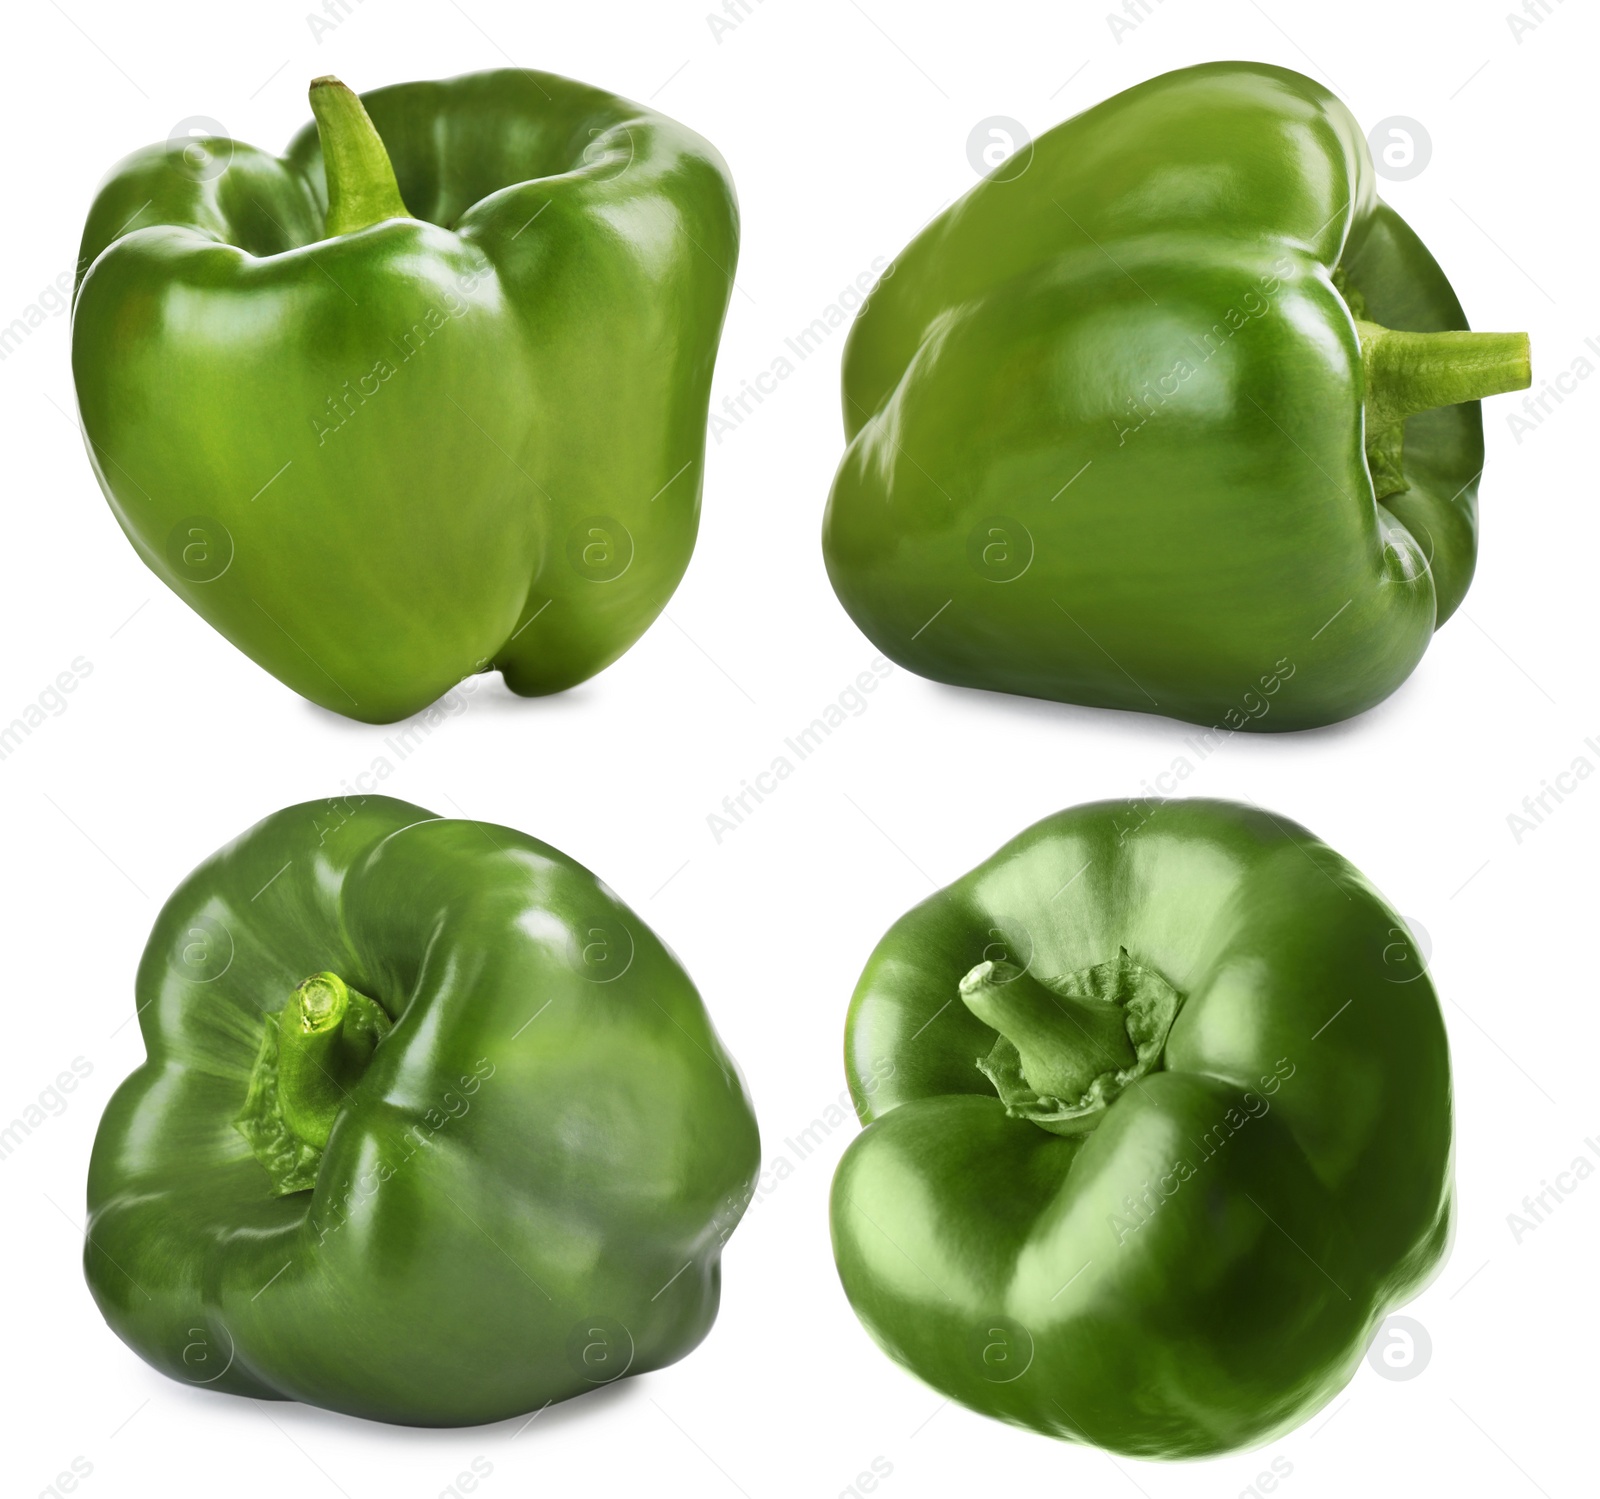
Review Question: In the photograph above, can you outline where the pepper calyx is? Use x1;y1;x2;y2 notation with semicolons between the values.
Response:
960;948;1181;1137
235;971;390;1195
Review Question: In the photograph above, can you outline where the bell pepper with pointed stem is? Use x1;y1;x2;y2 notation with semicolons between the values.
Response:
72;71;738;723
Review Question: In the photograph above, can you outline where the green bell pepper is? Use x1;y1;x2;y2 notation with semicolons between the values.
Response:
72;71;737;723
85;797;759;1425
830;798;1452;1457
823;62;1531;730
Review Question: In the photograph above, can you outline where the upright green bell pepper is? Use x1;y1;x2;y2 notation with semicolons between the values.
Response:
823;62;1531;730
830;798;1452;1457
72;71;737;723
85;797;760;1426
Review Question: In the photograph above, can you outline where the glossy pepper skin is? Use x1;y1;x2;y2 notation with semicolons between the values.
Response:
85;798;760;1426
72;72;738;723
830;799;1452;1458
823;62;1531;731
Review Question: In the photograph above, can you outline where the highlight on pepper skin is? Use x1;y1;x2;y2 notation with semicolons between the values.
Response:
821;60;1533;732
71;71;739;723
83;796;761;1426
829;797;1453;1458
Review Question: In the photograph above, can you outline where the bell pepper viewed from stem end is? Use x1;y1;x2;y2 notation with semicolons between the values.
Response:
822;61;1532;731
831;798;1453;1457
72;70;739;723
86;798;761;1426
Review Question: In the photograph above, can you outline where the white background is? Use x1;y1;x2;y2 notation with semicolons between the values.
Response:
1;1;1593;1495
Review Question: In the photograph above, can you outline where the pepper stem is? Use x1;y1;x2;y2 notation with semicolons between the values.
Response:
276;973;360;1148
235;971;391;1195
960;961;1134;1101
959;950;1182;1137
309;76;411;236
1356;319;1530;498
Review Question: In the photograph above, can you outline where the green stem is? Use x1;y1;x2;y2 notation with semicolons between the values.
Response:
276;973;358;1148
1358;321;1531;427
309;75;411;235
235;971;390;1195
1356;319;1530;499
960;960;1134;1102
959;949;1182;1138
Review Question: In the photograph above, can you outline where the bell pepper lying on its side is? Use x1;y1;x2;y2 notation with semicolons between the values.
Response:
824;62;1531;730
